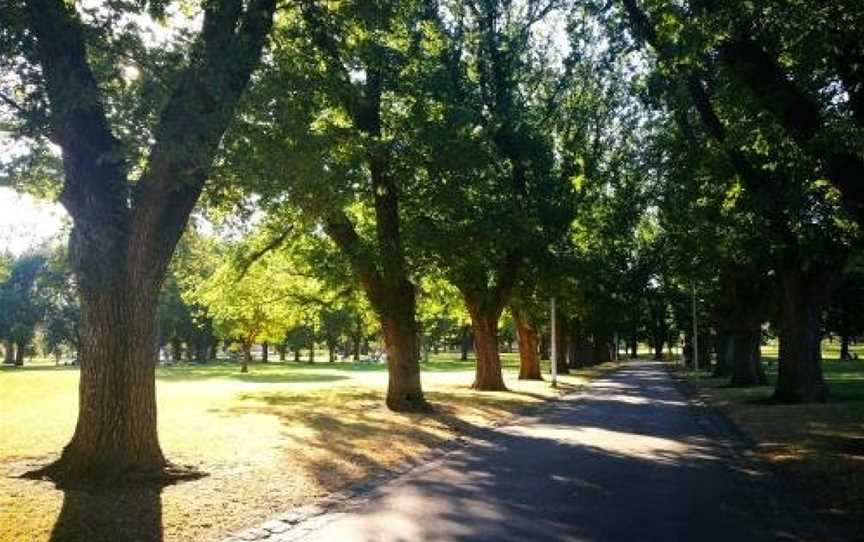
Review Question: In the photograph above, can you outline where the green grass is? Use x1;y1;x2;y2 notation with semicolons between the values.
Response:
678;355;864;538
0;352;610;542
759;339;864;362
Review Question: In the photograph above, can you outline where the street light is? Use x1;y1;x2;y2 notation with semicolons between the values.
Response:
550;297;557;388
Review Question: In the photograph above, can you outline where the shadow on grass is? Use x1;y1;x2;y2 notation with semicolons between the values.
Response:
156;363;352;384
48;487;164;542
0;364;78;373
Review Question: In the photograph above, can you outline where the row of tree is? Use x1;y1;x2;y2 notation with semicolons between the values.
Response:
1;0;862;487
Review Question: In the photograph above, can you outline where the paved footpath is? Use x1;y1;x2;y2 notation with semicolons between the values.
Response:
227;361;827;542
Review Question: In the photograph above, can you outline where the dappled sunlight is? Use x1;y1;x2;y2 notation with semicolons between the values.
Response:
298;362;782;542
0;359;599;542
503;424;719;466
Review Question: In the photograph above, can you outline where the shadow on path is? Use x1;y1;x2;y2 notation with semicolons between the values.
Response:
298;362;822;542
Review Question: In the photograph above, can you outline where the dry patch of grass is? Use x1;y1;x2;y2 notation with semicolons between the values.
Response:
677;362;864;537
0;355;610;542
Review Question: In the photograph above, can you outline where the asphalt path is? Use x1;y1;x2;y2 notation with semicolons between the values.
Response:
295;361;818;542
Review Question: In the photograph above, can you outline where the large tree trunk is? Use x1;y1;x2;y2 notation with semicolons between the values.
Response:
567;330;582;369
3;340;14;364
468;304;507;391
629;332;638;359
277;344;286;362
14;340;25;366
293;348;300;363
261;342;269;363
18;0;277;488
713;331;732;377
512;306;541;380
729;328;767;387
553;313;570;374
775;269;830;402
379;294;426;410
171;340;181;362
40;287;167;483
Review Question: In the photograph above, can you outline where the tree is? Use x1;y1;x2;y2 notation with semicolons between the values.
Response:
0;252;47;365
407;0;574;390
615;0;862;402
1;0;277;484
217;0;431;411
39;244;81;363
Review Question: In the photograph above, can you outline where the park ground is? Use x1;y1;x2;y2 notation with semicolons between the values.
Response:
0;354;608;542
2;346;863;541
676;342;864;538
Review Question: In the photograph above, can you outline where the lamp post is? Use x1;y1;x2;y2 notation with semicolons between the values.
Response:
692;283;699;371
550;297;557;388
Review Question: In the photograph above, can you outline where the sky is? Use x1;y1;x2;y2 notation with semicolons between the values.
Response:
0;187;68;255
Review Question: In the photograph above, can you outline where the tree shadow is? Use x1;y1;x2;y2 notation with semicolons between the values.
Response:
0;364;77;373
283;363;834;542
48;486;164;542
157;364;351;384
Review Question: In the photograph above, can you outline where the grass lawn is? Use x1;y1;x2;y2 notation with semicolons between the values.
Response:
677;357;864;537
0;353;612;542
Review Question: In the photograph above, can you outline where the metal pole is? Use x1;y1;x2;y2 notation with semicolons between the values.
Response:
551;297;557;387
692;283;699;371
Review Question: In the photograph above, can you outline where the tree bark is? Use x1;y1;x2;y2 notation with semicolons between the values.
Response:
467;303;507;391
380;307;426;409
511;306;541;380
775;269;830;402
41;288;167;483
241;342;251;374
553;312;570;374
728;328;767;387
277;344;286;362
261;342;269;363
14;340;25;366
713;331;731;377
3;340;14;364
293;348;300;363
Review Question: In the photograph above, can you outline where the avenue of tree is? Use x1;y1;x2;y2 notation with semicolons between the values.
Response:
1;0;862;487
